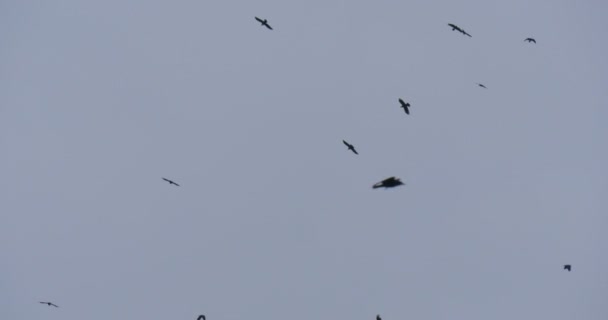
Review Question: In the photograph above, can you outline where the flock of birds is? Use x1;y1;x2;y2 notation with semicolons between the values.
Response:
35;15;574;318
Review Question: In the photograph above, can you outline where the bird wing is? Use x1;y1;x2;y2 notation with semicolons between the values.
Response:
448;24;459;31
531;39;536;43
265;24;273;30
343;140;351;148
463;31;472;37
51;303;59;307
162;178;170;182
255;17;263;23
399;98;405;106
352;148;358;155
174;182;180;186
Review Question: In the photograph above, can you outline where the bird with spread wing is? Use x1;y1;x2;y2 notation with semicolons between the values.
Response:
255;17;273;30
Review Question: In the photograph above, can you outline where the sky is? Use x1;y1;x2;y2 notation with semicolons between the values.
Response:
1;1;607;320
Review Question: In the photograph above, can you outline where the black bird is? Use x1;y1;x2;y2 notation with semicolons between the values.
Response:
255;17;273;30
476;83;487;89
377;315;382;320
39;302;59;308
564;264;571;272
448;23;471;37
162;177;180;187
398;98;411;115
524;38;536;43
197;315;206;320
372;177;404;189
342;140;359;155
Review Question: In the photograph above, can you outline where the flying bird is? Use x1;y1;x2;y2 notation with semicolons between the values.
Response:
448;23;471;37
524;38;536;43
162;177;180;187
564;264;571;272
255;17;273;30
197;315;206;320
476;83;487;89
398;98;411;115
342;140;358;155
39;302;59;308
372;177;404;189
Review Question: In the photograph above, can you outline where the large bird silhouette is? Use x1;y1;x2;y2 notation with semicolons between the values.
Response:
39;302;59;308
162;177;180;186
372;177;404;189
448;23;471;37
255;17;273;30
342;140;359;155
399;99;411;115
524;38;536;43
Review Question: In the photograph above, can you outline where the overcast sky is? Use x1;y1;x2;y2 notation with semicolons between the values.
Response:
2;1;607;320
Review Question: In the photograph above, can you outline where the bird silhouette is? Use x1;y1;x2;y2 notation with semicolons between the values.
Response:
197;315;206;320
162;177;180;186
398;98;411;115
524;38;536;43
448;23;471;37
39;302;59;308
564;264;571;272
255;17;273;30
377;315;382;320
476;83;487;89
342;140;359;155
372;177;404;189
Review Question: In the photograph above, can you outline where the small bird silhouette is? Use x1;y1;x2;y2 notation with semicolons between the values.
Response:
524;38;536;43
162;177;180;186
255;17;273;30
197;315;206;320
448;23;471;37
476;83;487;89
39;302;59;308
342;140;358;155
564;264;571;272
398;98;411;115
377;315;382;320
373;177;404;189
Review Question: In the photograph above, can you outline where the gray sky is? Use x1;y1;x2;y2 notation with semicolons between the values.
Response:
2;1;607;320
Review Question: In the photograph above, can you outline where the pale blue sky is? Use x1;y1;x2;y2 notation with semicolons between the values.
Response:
2;1;607;320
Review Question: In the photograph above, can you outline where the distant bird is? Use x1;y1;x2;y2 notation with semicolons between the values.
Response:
372;177;404;189
564;264;571;272
377;315;382;320
39;302;59;308
524;38;536;43
342;140;359;155
448;23;471;37
476;83;487;89
255;17;273;30
162;177;180;187
197;315;206;320
398;98;411;115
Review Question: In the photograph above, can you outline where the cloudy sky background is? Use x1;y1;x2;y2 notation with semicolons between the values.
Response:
2;1;607;320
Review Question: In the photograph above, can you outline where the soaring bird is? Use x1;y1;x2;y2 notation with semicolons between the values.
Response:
524;38;536;43
564;264;571;272
342;140;359;155
255;17;273;30
39;302;59;308
372;177;404;189
197;315;206;320
162;177;180;187
476;83;487;89
448;23;471;37
398;98;411;115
